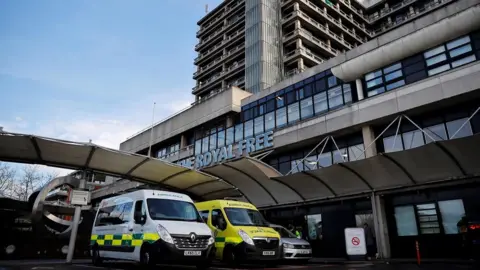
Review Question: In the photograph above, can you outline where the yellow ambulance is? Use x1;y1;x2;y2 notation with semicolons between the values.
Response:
195;200;281;265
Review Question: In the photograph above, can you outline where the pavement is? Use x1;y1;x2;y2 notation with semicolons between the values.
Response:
0;259;478;270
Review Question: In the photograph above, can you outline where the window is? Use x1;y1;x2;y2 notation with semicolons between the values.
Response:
224;207;268;226
364;62;404;97
254;116;264;135
287;103;300;124
300;98;314;119
244;120;253;138
333;148;348;163
226;127;234;145
147;199;202;222
446;118;473;139
199;210;210;223
211;209;226;229
327;76;337;88
290;159;303;173
416;203;440;234
234;124;243;142
438;199;466;234
95;202;133;226
304;155;318;170
217;129;225;147
328;86;343;109
276;107;287;127
202;137;209;153
394;206;418;236
209;133;217;151
306;214;323;240
424;123;447;143
402;130;424;150
348;144;365;161
313;92;328;114
266;98;276;112
265;111;275;131
343;84;352;104
383;135;403;153
317;152;332;168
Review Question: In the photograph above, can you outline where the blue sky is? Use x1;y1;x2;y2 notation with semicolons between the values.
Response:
0;0;223;175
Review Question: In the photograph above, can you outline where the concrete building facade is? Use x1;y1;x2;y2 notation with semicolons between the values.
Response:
117;0;480;259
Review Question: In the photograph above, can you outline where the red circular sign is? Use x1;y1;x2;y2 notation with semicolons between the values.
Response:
351;237;360;246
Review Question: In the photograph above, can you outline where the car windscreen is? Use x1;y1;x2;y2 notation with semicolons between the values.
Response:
146;199;202;222
273;226;296;238
224;207;269;226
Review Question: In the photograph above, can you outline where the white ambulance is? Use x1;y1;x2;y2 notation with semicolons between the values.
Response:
90;190;215;269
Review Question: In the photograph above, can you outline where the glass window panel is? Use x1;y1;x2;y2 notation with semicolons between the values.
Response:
402;130;425;150
264;111;275;131
446;118;473;139
428;64;450;76
451;54;476;68
394;206;418;236
234;124;243;142
315;78;326;93
426;53;447;66
304;155;318;170
287;103;300;123
195;140;202;155
313;92;328;114
385;70;403;82
327;76;337;88
446;35;470;50
383;135;404;153
333;148;348;164
328;86;343;109
266;99;275;112
259;104;265;115
438;199;466;234
202;137;209;154
343;84;352;104
348;144;365;161
424;123;447;144
226;127;234;146
366;77;383;88
365;70;382;81
449;44;472;58
367;86;386;97
276;107;287;128
417;203;435;210
278;162;290;175
209;133;217;151
291;159;304;173
276;95;285;108
300;98;314;119
217;130;225;147
383;62;402;74
386;79;405;91
298;88;305;99
244;120;254;139
317;152;332;168
254;116;264;135
424;45;445;58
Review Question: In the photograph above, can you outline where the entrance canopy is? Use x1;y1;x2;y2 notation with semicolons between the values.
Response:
270;134;480;208
0;132;241;201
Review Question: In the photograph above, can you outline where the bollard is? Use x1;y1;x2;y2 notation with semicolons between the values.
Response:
415;240;421;265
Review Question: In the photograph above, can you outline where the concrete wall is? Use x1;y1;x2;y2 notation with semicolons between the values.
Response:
120;87;251;153
272;61;480;148
241;0;478;105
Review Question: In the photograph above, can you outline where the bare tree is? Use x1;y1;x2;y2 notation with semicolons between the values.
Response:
0;162;16;197
12;165;56;201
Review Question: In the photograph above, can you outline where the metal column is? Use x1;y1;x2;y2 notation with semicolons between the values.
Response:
66;173;87;263
371;194;391;259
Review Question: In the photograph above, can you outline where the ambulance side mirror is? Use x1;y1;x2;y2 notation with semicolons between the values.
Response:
134;211;146;225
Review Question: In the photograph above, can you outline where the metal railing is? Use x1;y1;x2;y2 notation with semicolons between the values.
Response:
368;0;416;22
196;0;245;35
194;42;245;77
194;28;244;63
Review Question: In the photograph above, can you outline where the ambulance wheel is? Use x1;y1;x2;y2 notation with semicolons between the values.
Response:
91;246;102;266
140;245;155;267
223;246;236;265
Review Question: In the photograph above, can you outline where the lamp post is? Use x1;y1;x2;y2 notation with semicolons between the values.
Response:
147;102;156;157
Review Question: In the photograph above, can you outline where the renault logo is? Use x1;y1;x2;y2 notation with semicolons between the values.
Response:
266;238;271;243
190;233;196;243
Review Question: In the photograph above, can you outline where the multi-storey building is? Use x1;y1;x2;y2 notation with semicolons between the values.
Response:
114;0;480;260
193;0;455;102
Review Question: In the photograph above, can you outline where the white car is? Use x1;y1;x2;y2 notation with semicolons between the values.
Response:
90;190;215;269
270;224;312;262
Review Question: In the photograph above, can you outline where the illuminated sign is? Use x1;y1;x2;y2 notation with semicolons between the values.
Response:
177;131;274;169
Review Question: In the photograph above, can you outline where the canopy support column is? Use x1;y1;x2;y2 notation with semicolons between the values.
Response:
66;171;87;264
371;194;391;259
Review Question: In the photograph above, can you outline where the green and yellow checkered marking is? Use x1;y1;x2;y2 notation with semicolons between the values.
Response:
91;233;160;247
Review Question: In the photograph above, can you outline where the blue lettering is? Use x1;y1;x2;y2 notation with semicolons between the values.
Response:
264;131;274;148
195;155;204;169
245;138;255;154
204;152;212;167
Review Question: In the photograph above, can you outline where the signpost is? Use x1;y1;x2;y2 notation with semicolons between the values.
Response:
344;228;366;257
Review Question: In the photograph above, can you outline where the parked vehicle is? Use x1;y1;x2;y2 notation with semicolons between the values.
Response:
270;224;312;262
90;190;215;269
195;199;281;266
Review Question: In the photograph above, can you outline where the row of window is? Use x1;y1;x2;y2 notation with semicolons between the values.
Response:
382;116;476;153
157;142;180;159
394;199;465;236
364;32;480;98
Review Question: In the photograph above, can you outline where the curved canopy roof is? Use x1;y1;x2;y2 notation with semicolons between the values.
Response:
270;134;480;208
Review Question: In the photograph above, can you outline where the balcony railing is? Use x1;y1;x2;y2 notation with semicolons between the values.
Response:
368;0;416;22
194;42;245;77
284;47;325;64
337;0;370;23
196;0;245;36
194;28;244;64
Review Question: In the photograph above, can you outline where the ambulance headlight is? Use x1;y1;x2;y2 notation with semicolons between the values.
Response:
156;224;174;244
238;229;254;246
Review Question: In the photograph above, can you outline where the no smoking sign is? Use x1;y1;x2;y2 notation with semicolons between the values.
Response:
351;236;360;246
